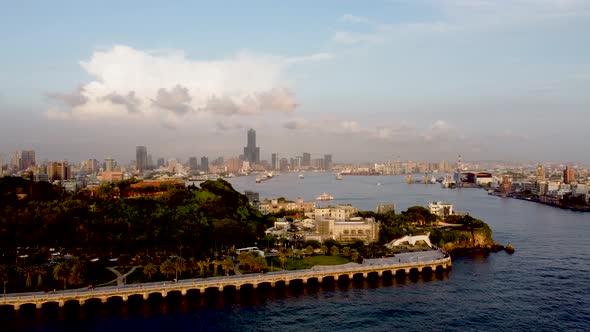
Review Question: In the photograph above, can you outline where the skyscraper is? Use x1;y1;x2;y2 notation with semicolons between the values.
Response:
189;157;199;170
105;158;115;172
243;128;260;164
20;150;35;170
200;156;209;172
136;146;148;171
324;154;332;170
536;164;545;183
563;165;576;184
302;152;311;167
271;153;278;170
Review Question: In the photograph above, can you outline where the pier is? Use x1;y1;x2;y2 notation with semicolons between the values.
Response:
1;251;450;311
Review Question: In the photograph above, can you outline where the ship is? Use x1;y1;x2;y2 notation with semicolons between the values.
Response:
316;192;334;201
430;176;437;184
335;173;343;180
299;174;304;179
441;174;457;188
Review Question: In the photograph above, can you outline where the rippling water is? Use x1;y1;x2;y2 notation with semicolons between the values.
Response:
5;173;590;331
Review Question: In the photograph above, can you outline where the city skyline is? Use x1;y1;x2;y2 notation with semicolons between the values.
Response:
1;1;589;162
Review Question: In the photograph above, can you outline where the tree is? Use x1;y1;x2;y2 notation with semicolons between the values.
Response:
53;263;71;290
320;245;329;255
330;245;339;256
252;255;268;272
278;251;287;269
160;259;175;278
212;260;220;277
342;247;351;257
0;265;8;296
36;266;46;288
351;249;359;262
187;258;197;277
21;266;36;288
171;257;187;280
143;263;158;280
221;257;234;276
305;245;314;256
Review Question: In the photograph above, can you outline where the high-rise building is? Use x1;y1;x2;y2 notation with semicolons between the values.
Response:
323;154;332;170
189;157;199;170
302;152;311;167
273;153;278;169
157;158;165;168
20;150;36;170
200;156;209;172
136;146;148;171
563;165;576;184
536;164;545;183
47;161;69;181
243;128;260;163
105;158;115;172
312;158;325;169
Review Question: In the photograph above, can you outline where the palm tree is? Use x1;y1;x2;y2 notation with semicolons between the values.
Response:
320;245;329;255
143;263;158;280
160;259;175;279
21;266;36;288
342;247;351;258
221;257;234;276
351;249;359;262
330;245;339;256
212;260;220;277
171;257;187;280
278;251;287;269
0;265;9;296
187;258;197;277
53;263;71;290
36;266;46;288
305;245;314;256
252;255;268;272
68;267;83;287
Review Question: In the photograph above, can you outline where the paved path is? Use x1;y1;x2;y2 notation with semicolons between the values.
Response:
233;263;242;276
105;267;139;286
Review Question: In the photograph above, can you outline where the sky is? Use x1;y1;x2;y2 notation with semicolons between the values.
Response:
0;0;589;164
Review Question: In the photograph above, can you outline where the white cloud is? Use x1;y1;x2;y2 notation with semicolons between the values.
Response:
46;45;331;126
332;31;384;45
340;14;371;24
283;118;308;130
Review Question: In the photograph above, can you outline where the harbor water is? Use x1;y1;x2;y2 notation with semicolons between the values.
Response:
5;173;590;331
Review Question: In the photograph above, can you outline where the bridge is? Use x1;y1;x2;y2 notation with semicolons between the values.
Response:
1;250;451;311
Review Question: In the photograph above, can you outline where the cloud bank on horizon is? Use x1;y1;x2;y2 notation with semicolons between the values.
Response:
46;45;330;128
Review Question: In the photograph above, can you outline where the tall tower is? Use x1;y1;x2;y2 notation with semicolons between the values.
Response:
136;146;148;171
536;164;545;183
563;165;576;184
105;158;115;172
243;128;260;163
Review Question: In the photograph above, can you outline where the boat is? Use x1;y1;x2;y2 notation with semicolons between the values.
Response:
377;182;382;186
430;176;437;184
316;192;334;201
299;174;304;179
335;173;343;180
441;174;456;188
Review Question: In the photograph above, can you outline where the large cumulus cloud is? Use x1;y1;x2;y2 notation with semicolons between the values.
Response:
46;45;330;126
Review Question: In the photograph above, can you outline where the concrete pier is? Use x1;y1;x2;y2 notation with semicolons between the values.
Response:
1;251;450;311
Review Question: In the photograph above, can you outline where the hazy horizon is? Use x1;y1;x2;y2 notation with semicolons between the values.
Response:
1;1;589;163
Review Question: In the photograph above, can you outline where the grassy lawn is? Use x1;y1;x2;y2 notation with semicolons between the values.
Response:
267;255;350;271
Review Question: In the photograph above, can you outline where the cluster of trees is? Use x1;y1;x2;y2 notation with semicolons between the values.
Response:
0;177;274;257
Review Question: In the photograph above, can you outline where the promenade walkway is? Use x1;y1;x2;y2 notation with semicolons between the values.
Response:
1;250;450;311
105;267;139;286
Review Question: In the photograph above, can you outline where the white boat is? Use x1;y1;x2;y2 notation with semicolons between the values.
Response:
299;174;304;179
335;173;343;180
430;176;437;184
316;192;334;201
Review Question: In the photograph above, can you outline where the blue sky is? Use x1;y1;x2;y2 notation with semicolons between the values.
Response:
1;0;589;163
